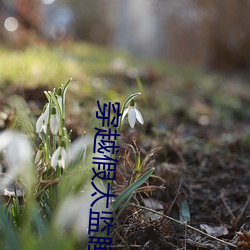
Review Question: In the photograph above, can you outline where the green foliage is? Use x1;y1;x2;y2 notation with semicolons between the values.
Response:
112;167;155;211
0;46;70;86
0;43;130;87
0;79;152;250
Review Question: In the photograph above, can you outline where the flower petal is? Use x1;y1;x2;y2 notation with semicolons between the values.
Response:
5;133;32;170
135;109;144;125
60;148;67;169
51;147;61;168
41;122;48;133
0;130;13;151
35;150;42;164
57;96;63;111
128;107;136;128
50;114;59;135
122;107;129;121
36;113;45;133
36;104;50;134
44;104;50;118
58;158;65;169
0;131;33;191
67;135;92;163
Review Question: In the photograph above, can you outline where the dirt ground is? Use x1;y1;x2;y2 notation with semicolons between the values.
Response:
110;72;250;249
1;68;250;250
112;126;250;249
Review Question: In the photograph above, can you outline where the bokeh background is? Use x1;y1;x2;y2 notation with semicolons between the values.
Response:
0;1;250;249
2;0;250;72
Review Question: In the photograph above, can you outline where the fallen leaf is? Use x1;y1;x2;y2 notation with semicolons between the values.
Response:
174;192;191;222
179;199;191;222
200;224;229;237
142;198;163;210
142;198;164;221
237;231;250;248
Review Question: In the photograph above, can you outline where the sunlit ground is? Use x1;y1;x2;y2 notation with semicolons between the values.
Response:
0;41;250;249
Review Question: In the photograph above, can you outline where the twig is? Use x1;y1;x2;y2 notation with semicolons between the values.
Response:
111;245;141;248
221;190;236;221
129;203;237;249
233;192;250;227
34;179;60;198
166;178;183;215
184;221;187;250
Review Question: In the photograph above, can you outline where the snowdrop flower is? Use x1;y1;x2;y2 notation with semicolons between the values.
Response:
0;130;33;190
35;144;43;164
50;106;59;135
57;94;63;112
122;99;144;128
55;182;107;240
56;87;63;113
54;134;112;239
67;134;92;164
36;103;50;133
51;143;67;169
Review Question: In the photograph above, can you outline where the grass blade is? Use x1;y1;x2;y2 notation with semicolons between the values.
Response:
112;167;154;211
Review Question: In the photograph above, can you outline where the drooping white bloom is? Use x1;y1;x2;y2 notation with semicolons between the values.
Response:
35;149;42;164
36;103;50;133
35;144;43;164
51;145;67;169
0;131;32;170
0;130;33;190
50;106;59;135
57;95;63;112
56;87;63;112
54;182;108;240
54;134;112;239
67;134;92;164
122;99;144;128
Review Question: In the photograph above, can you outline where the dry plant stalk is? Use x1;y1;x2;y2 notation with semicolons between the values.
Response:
130;203;238;249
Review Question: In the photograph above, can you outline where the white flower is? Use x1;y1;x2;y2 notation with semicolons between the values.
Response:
67;135;92;164
54;182;108;240
51;145;67;169
35;149;42;164
54;134;111;239
0;130;33;190
36;104;50;133
56;87;63;113
50;106;59;135
122;100;144;128
57;95;63;111
35;144;43;164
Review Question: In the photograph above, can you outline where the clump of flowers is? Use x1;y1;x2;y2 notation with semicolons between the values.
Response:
35;82;69;167
0;80;152;249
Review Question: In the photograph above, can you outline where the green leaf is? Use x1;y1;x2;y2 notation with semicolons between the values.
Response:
32;209;46;237
179;199;191;222
136;77;144;97
112;167;154;211
62;78;72;98
121;92;141;115
135;152;141;173
113;192;133;223
0;208;21;250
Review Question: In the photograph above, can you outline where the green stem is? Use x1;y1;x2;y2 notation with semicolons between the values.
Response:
61;78;72;126
52;134;56;152
109;92;142;190
49;92;63;136
117;92;141;136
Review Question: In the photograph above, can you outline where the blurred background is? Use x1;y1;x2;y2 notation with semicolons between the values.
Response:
1;0;250;73
1;0;250;135
1;2;250;249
